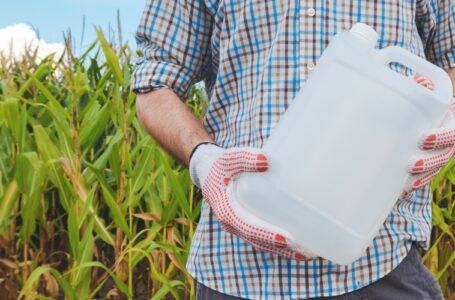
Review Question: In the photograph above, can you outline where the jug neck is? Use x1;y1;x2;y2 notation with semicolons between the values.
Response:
349;23;378;47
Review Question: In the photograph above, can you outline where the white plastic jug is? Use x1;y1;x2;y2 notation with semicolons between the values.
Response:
227;23;453;265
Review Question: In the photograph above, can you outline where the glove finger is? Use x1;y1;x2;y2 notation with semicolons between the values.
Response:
212;197;278;245
222;218;317;261
403;167;441;194
202;175;230;210
212;186;285;249
241;221;318;259
246;230;290;249
399;190;413;200
413;74;435;91
408;146;455;174
219;148;269;184
246;236;298;259
417;127;455;150
294;251;312;260
225;192;296;249
221;221;286;254
253;236;317;260
219;220;237;236
248;236;316;261
228;213;281;247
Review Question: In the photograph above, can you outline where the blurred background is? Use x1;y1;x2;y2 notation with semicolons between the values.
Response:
1;0;144;58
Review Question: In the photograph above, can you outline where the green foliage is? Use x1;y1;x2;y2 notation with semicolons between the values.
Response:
0;30;204;299
426;159;455;296
0;29;453;299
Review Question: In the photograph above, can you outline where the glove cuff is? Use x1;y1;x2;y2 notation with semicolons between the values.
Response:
189;142;225;188
189;142;218;162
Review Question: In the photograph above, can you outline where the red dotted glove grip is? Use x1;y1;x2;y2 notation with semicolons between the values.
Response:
202;148;315;260
403;74;455;197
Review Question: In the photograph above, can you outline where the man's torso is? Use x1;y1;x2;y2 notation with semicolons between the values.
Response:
186;1;437;299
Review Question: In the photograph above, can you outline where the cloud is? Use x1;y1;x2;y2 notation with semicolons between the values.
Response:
0;23;65;61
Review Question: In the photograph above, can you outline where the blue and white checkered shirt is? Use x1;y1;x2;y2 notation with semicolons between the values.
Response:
133;1;455;298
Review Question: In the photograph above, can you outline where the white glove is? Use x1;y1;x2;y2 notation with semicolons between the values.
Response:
189;142;317;261
402;74;455;198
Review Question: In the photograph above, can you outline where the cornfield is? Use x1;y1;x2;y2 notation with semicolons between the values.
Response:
0;30;453;299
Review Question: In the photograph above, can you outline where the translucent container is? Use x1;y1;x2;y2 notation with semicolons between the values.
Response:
227;24;453;265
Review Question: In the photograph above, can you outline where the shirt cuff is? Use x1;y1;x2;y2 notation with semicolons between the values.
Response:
132;58;195;100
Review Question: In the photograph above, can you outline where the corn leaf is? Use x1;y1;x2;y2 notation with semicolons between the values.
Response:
96;28;124;86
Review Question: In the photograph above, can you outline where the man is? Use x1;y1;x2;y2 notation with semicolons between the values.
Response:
133;1;455;299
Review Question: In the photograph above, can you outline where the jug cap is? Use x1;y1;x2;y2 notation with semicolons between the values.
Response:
350;23;378;47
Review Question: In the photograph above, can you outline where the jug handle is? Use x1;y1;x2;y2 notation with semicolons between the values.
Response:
377;46;453;103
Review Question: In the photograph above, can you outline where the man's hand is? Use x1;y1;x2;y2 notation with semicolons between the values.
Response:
404;100;455;197
190;143;317;260
402;73;455;198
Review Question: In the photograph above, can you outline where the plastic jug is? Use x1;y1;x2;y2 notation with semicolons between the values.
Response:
227;23;453;265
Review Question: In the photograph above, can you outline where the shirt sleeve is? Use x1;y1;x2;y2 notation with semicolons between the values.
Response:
132;0;214;100
419;0;455;71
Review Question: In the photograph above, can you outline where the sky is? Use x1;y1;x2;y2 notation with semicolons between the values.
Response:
0;0;146;56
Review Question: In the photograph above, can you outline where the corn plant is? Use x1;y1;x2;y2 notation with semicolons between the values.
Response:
0;29;453;299
0;29;205;300
426;161;455;297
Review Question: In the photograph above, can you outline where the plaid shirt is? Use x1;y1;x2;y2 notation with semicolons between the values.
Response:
133;0;455;299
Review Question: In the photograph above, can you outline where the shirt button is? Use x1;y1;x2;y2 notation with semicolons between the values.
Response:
307;8;316;17
307;62;315;71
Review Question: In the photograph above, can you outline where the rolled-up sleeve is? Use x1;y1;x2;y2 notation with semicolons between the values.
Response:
419;0;455;71
132;0;213;100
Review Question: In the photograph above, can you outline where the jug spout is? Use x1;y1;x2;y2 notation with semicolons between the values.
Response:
350;23;378;46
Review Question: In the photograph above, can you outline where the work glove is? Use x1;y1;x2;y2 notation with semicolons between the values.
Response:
403;74;455;198
189;143;316;260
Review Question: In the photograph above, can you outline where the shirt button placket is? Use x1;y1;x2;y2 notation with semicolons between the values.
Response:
306;7;316;72
301;4;317;82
